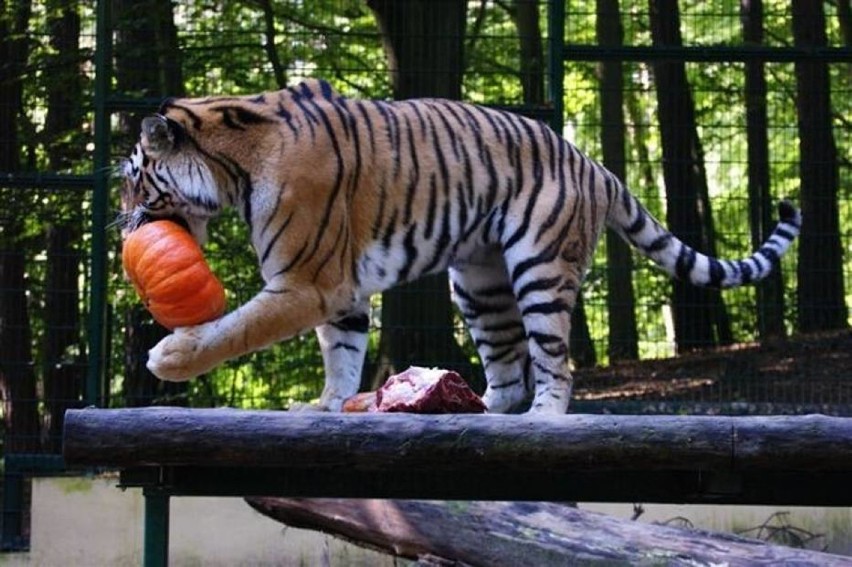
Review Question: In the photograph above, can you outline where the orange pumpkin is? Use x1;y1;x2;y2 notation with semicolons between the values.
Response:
122;220;226;330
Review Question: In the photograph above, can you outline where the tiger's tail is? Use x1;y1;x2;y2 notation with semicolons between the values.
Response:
608;187;801;289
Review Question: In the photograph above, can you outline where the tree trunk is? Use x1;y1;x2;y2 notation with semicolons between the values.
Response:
838;0;852;47
152;0;183;97
741;0;786;340
511;0;545;106
792;0;846;333
368;0;465;100
45;0;83;169
42;0;85;453
568;293;596;368
0;0;29;170
0;251;39;454
114;0;185;139
247;498;852;566
366;0;472;387
114;0;159;138
597;0;639;361
257;0;287;88
0;0;39;454
648;0;731;351
42;225;84;452
114;0;190;404
505;0;597;367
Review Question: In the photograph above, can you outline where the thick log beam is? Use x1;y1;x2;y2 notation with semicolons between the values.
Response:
63;408;852;470
247;498;852;566
63;408;852;505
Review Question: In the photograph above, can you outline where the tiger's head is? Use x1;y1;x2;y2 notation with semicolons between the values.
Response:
120;114;222;243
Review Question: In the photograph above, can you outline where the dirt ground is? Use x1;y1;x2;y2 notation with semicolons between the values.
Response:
573;329;852;413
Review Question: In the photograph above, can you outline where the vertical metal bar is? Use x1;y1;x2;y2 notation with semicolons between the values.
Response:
547;0;566;133
0;467;24;551
143;491;170;567
87;0;113;405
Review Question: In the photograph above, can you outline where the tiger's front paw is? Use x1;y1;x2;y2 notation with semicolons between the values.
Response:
147;326;217;381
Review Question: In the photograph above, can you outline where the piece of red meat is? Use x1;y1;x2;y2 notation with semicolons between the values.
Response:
377;366;486;413
342;366;486;414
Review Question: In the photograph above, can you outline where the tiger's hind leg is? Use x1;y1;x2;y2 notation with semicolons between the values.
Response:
449;248;530;413
313;301;371;411
503;248;581;415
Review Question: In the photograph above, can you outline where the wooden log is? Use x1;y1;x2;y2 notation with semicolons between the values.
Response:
63;408;852;504
62;407;851;470
246;498;852;566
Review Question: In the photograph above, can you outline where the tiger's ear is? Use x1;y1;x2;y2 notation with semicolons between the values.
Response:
141;115;181;158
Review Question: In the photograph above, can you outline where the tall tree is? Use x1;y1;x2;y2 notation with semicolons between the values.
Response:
114;0;188;405
114;0;184;139
503;0;597;367
0;0;39;454
255;0;287;88
366;0;473;387
741;0;786;339
597;0;638;361
42;221;84;450
511;0;545;105
838;0;852;47
368;0;465;99
42;0;85;452
44;0;83;170
792;0;846;332
648;0;732;351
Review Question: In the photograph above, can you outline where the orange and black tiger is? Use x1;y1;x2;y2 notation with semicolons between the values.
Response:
120;79;800;414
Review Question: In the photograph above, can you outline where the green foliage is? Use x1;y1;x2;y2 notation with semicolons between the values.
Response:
464;2;529;104
562;0;849;362
176;0;390;98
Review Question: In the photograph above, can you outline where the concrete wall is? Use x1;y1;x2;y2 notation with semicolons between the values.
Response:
2;476;850;565
2;476;397;566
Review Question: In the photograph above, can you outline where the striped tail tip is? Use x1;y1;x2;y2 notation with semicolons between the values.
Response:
778;199;801;231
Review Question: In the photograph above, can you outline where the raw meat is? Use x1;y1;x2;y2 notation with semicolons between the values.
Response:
343;366;486;414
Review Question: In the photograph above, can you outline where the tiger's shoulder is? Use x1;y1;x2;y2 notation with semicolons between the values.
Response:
156;80;344;129
281;79;342;102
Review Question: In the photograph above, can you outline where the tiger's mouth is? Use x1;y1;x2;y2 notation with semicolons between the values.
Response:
120;209;191;236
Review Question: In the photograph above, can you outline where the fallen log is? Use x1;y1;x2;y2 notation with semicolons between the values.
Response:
246;498;851;566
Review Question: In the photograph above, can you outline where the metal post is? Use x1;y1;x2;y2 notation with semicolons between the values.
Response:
143;491;170;567
1;455;66;550
87;0;113;406
0;468;24;551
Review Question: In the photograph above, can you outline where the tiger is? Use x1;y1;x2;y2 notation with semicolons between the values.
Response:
119;79;801;414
